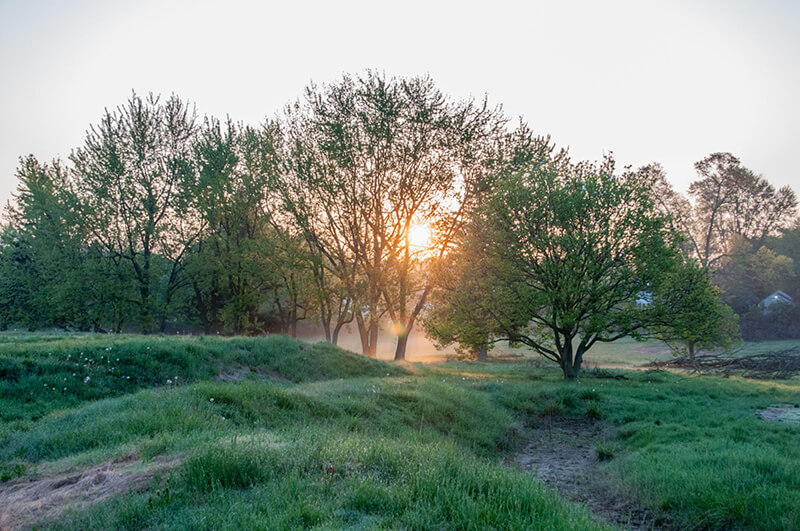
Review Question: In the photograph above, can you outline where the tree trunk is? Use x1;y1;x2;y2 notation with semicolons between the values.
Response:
322;317;332;343
368;323;378;357
395;333;409;361
332;321;345;346
355;312;378;357
559;341;581;380
392;286;431;361
562;362;580;380
477;343;488;362
290;310;298;339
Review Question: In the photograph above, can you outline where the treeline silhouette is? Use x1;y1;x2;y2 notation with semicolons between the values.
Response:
1;73;797;360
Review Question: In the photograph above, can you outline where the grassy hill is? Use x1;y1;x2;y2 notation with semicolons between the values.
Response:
0;333;407;424
1;333;799;529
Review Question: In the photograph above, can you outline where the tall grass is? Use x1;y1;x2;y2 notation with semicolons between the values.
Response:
51;433;604;530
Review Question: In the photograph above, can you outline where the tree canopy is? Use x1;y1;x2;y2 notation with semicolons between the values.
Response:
1;74;798;357
432;154;683;379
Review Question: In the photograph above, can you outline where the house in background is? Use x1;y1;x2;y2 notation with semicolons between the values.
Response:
760;290;794;314
635;291;652;308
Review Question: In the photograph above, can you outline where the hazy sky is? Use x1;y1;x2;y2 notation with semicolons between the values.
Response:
1;0;797;209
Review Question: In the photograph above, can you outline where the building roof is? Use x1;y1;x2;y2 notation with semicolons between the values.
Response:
761;290;793;308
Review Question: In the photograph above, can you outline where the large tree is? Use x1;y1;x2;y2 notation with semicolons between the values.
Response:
433;155;680;379
70;92;200;332
0;156;90;329
183;118;287;334
281;72;509;359
687;152;796;267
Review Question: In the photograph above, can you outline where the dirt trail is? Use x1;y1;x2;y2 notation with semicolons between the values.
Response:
507;417;664;530
0;454;181;531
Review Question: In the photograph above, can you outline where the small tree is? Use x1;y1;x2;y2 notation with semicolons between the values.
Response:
649;259;740;359
423;221;516;361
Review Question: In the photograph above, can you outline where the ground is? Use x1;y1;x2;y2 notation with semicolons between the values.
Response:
0;333;798;530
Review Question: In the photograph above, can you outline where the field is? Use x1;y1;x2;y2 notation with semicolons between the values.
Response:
1;333;799;530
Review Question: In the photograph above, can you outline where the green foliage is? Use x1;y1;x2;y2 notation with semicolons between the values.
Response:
423;231;508;359
431;154;681;378
687;152;797;268
649;259;740;357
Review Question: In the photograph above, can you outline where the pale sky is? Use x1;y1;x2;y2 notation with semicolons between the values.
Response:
1;0;798;209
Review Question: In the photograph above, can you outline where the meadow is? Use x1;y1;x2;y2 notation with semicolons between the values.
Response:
0;333;798;530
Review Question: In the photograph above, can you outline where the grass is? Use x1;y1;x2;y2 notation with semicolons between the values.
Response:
0;333;407;424
1;332;799;529
51;433;600;530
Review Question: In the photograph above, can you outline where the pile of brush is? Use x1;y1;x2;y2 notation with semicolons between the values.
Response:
649;346;800;379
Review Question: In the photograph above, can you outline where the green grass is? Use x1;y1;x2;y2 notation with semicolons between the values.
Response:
1;332;799;530
51;433;600;530
0;333;407;424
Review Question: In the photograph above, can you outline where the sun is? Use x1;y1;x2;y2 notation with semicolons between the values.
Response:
408;222;432;249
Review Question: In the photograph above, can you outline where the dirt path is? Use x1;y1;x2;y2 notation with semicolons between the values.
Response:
506;417;665;530
0;454;181;531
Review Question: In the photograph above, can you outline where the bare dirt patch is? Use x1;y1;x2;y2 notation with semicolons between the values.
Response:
507;417;665;530
216;363;291;383
0;454;181;531
761;405;800;424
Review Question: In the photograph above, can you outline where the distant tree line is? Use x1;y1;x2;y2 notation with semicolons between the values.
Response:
640;155;800;340
1;73;797;373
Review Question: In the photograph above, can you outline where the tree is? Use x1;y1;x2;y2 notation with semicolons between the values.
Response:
183;118;286;334
687;152;796;267
766;223;800;297
714;238;795;316
439;155;680;379
281;72;508;359
423;217;513;361
0;156;103;330
70;92;200;332
648;259;740;360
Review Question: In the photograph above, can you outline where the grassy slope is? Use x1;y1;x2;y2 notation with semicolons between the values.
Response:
0;333;407;424
0;334;600;530
1;333;799;529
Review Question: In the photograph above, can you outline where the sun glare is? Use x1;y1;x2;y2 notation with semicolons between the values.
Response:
408;223;432;249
